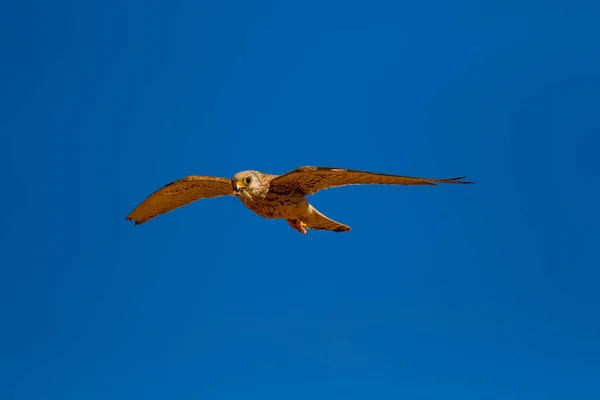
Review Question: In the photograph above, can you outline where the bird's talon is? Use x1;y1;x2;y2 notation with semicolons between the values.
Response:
286;219;307;234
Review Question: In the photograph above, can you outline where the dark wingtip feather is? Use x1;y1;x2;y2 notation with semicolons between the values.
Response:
443;176;474;184
125;216;142;225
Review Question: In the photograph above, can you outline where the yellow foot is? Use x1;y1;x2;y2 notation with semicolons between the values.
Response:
286;219;307;234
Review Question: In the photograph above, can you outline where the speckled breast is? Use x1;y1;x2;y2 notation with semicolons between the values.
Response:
238;192;308;219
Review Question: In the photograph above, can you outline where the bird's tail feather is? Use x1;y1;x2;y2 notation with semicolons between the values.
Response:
304;206;351;232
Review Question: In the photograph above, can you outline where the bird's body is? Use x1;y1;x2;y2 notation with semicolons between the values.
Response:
125;166;473;234
238;190;308;219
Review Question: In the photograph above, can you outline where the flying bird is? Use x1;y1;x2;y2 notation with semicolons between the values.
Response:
125;166;473;234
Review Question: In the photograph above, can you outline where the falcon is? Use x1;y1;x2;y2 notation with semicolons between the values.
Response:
125;166;473;234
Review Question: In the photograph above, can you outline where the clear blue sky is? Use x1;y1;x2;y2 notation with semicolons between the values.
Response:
1;1;599;399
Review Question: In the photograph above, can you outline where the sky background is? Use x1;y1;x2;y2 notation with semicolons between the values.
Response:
1;1;599;399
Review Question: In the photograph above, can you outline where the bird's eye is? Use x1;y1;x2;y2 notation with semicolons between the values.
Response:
245;177;251;184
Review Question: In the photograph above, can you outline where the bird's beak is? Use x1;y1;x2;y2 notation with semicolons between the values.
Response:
232;180;242;195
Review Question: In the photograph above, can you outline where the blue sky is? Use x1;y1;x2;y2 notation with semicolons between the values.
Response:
1;1;599;398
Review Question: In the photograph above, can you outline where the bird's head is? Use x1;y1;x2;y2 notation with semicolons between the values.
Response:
231;170;264;200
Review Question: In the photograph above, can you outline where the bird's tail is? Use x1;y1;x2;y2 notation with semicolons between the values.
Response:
303;205;351;233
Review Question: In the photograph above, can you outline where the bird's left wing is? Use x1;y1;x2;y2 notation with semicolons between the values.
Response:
269;166;473;195
125;176;232;225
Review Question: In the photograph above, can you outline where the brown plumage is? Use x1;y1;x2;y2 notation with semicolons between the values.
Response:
125;166;473;234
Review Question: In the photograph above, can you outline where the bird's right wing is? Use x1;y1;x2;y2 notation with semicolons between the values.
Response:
125;176;233;225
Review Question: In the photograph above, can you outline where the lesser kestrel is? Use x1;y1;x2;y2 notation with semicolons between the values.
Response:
125;166;473;234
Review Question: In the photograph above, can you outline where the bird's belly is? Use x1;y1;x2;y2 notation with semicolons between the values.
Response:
239;194;308;219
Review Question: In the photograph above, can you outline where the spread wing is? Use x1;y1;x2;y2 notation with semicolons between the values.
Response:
125;176;232;225
269;166;473;195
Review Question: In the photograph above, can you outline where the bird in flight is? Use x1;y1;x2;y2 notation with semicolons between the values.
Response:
125;166;473;234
